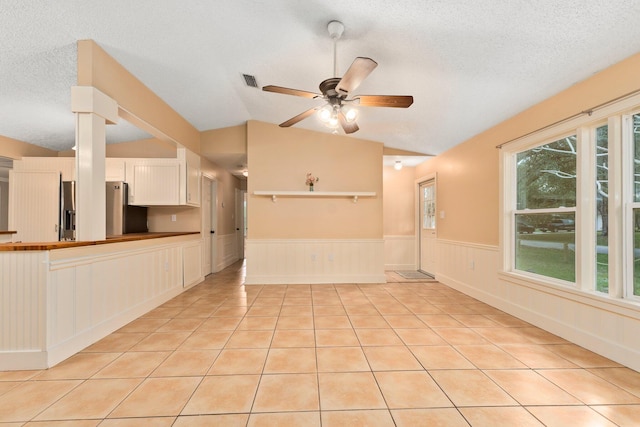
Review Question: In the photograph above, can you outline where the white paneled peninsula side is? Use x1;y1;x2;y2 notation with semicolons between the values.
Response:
0;232;202;371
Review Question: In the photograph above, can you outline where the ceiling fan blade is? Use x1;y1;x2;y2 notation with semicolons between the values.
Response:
263;85;321;99
356;95;414;108
336;57;378;95
279;107;319;127
338;111;359;134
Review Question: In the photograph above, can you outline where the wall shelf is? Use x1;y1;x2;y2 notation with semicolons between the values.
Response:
253;190;376;203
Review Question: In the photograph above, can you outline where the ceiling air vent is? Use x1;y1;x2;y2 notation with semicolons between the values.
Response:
242;73;259;88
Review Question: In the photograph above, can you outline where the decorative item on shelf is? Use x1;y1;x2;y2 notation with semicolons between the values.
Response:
306;172;319;191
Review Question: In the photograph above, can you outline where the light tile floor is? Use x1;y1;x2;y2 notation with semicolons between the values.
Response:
1;261;640;426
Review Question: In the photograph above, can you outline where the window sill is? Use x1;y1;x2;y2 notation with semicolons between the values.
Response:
498;270;640;321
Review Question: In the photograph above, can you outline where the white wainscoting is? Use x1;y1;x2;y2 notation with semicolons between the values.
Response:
245;239;385;285
383;235;416;271
0;251;48;368
436;239;640;372
0;235;203;370
215;232;239;272
183;240;203;287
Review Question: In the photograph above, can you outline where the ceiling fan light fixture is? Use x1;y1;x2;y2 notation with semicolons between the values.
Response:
343;105;358;122
394;160;403;170
263;20;412;134
328;114;340;129
318;105;333;122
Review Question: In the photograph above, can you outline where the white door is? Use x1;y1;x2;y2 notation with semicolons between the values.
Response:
235;188;246;259
9;171;61;242
202;177;212;276
419;179;437;275
210;180;218;272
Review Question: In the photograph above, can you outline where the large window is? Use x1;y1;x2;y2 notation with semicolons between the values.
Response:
504;98;640;303
632;113;640;297
595;125;609;293
514;136;576;282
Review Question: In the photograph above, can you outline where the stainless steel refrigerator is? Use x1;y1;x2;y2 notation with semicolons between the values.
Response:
106;181;148;236
60;180;76;241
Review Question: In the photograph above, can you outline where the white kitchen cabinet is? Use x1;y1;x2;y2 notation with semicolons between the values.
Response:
13;157;75;181
125;151;200;207
180;148;201;207
8;170;61;242
105;158;126;181
14;148;201;208
127;159;181;205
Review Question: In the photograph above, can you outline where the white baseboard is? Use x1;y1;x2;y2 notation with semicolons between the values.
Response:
244;274;387;285
384;264;416;271
436;238;640;372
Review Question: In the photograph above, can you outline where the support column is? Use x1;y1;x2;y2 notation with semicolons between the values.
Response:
71;87;118;241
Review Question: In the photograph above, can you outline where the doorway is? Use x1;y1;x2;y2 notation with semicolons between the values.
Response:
202;176;218;275
210;180;218;272
418;178;437;276
235;188;246;260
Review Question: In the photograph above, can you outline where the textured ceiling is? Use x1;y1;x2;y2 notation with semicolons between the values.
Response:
2;0;640;160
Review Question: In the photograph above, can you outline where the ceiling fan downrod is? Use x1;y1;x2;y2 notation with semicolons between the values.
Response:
327;20;344;78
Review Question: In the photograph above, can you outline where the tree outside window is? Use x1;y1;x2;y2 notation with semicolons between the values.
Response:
515;136;576;282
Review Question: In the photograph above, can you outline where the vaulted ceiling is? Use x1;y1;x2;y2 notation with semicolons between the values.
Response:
3;0;640;161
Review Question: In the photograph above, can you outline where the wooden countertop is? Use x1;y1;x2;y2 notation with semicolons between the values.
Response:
0;232;200;251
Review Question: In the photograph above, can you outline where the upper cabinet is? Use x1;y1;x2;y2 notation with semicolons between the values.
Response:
127;159;181;205
13;147;201;208
181;147;201;206
8;170;61;242
126;148;200;207
13;157;75;181
106;158;126;182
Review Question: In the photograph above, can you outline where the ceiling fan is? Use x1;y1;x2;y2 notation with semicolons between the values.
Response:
262;20;413;134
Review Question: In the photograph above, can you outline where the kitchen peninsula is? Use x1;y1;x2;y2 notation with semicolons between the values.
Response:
0;231;203;371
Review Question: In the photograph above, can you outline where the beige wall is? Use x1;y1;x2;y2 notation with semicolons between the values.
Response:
383;165;415;236
58;138;177;158
106;138;177;158
247;120;383;239
77;40;200;154
417;51;640;247
201;125;247;159
0;135;57;159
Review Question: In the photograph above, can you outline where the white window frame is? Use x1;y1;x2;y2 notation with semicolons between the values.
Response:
623;112;640;302
501;92;640;305
507;131;579;288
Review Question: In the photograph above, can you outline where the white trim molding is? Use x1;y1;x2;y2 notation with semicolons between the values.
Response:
436;239;640;372
384;235;416;270
216;232;240;272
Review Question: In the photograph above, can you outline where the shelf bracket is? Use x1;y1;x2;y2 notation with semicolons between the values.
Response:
353;195;359;203
271;195;277;203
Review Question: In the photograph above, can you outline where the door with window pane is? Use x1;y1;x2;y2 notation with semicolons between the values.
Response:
419;180;436;275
